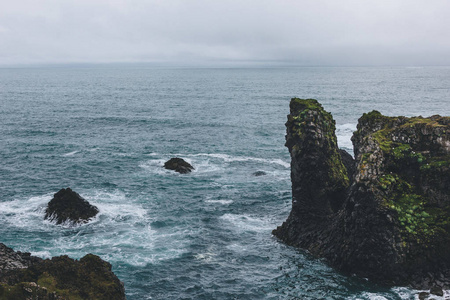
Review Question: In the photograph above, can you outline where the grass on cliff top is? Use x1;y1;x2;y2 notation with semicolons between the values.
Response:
290;98;324;112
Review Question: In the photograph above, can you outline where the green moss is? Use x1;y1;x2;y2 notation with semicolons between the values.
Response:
0;282;63;300
378;172;450;244
0;283;25;300
37;272;82;300
290;98;324;112
420;155;450;170
288;98;349;188
360;110;384;121
372;129;393;152
399;116;446;128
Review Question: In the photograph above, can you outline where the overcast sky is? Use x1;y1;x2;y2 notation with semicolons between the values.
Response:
1;0;449;66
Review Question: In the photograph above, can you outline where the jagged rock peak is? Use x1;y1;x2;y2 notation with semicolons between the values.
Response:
164;157;194;174
284;98;350;215
44;188;99;225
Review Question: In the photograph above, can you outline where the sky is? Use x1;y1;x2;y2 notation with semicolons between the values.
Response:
1;0;450;66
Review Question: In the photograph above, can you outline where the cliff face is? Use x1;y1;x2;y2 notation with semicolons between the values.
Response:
0;243;125;300
273;98;450;288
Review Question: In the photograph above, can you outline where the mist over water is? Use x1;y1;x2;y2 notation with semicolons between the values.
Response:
1;66;449;299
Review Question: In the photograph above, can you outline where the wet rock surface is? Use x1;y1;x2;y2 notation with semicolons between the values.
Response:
0;243;125;300
164;157;194;174
273;98;450;288
44;188;99;225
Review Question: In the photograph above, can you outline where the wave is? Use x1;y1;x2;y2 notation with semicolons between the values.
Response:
205;199;234;205
0;193;53;230
0;190;192;266
336;123;356;153
139;152;290;176
62;150;79;157
219;213;275;233
187;153;290;168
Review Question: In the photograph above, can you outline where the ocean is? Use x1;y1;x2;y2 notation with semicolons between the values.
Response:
1;66;449;299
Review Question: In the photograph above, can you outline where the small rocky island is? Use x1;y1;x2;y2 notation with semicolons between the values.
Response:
44;188;99;225
273;98;450;289
0;243;125;299
164;157;194;174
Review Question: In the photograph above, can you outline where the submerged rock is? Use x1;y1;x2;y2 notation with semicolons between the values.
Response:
44;188;99;225
0;243;125;300
273;98;450;288
164;157;194;174
252;171;267;176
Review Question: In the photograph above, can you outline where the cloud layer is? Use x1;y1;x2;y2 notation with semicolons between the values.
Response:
1;0;449;66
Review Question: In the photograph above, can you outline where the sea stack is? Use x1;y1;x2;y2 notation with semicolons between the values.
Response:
273;98;450;288
44;188;99;225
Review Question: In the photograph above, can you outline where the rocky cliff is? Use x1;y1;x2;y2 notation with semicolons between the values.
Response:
273;98;450;288
0;243;125;300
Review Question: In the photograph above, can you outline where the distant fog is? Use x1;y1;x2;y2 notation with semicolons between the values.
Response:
1;0;450;66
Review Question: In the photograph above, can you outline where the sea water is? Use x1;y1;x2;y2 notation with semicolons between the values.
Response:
1;66;449;299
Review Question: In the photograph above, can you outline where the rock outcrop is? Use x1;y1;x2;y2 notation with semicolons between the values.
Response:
273;98;450;288
163;158;194;174
44;188;99;225
0;243;125;300
252;171;267;176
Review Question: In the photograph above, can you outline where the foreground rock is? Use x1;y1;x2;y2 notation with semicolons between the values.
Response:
44;188;99;225
0;243;125;300
273;98;450;288
164;158;194;174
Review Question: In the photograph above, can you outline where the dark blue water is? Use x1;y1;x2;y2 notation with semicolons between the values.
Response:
1;66;449;299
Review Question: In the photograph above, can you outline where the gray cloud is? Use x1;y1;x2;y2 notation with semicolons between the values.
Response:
1;0;449;66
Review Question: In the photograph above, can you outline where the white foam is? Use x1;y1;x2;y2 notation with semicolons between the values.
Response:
62;150;79;157
336;123;356;152
187;153;290;168
0;194;52;230
139;159;172;175
194;251;216;262
30;251;52;259
140;153;290;176
6;189;193;266
226;243;249;253
205;199;234;205
364;295;389;300
219;213;275;233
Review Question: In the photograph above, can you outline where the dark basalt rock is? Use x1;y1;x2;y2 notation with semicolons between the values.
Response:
164;157;194;174
0;243;125;300
44;188;99;225
252;171;267;176
430;286;444;296
339;149;356;184
273;98;450;289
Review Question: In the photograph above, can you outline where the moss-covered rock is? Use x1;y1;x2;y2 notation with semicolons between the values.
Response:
274;98;450;288
0;243;125;300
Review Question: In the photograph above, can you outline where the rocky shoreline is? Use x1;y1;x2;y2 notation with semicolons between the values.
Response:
274;98;450;289
0;243;125;300
1;189;126;299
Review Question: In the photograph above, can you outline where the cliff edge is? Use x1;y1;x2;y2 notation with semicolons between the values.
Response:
273;98;450;288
